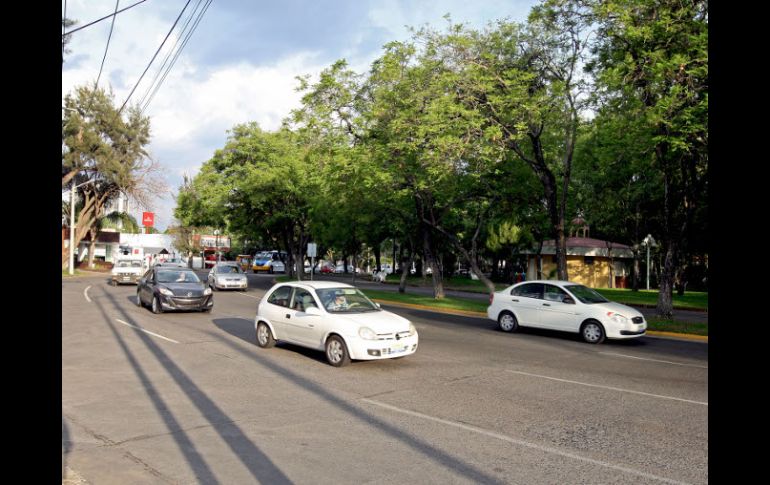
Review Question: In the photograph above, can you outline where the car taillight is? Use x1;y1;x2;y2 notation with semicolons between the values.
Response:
489;293;494;305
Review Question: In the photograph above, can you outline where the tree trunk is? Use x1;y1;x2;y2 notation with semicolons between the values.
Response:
656;241;676;319
631;248;640;292
422;226;444;298
87;233;97;268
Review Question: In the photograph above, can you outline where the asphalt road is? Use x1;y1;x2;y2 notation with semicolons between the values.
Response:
63;272;707;484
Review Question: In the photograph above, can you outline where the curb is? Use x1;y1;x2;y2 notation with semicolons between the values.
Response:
372;298;708;343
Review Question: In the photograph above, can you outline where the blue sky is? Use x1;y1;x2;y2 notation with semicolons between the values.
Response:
62;0;539;231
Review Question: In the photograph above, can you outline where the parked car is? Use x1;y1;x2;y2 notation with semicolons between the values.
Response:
136;267;213;314
207;262;248;291
111;257;144;285
319;263;335;274
486;280;647;344
254;281;419;367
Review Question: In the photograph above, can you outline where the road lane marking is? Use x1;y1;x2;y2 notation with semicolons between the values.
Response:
362;398;691;485
504;369;707;406
235;292;261;300
598;352;708;369
115;319;179;344
84;286;92;302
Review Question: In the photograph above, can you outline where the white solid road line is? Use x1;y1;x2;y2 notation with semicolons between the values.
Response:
598;352;708;369
362;399;691;485
115;319;180;344
235;292;261;300
84;286;92;303
504;369;707;406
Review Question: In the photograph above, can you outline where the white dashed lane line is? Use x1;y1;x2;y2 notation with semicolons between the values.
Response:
362;398;692;485
83;286;92;303
115;319;180;344
598;352;708;369
504;369;707;406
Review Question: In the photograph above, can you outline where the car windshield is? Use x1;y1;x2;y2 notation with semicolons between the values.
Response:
564;285;609;304
157;270;200;283
316;288;380;313
217;265;242;274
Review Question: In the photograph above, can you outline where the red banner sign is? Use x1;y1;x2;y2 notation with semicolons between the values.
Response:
142;212;155;227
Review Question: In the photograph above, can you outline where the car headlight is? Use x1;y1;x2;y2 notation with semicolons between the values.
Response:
607;312;628;324
358;327;377;340
204;288;212;295
158;288;174;296
408;323;417;336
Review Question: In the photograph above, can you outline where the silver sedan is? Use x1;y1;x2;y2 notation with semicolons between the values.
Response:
207;262;248;291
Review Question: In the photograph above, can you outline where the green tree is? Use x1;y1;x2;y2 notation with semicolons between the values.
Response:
585;0;708;316
62;85;161;268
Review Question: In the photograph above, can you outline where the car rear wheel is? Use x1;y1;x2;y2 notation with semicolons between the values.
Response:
136;291;143;307
325;335;351;367
581;320;606;344
256;322;276;348
152;296;163;314
498;311;518;332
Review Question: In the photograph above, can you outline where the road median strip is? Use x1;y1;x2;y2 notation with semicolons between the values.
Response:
373;298;707;343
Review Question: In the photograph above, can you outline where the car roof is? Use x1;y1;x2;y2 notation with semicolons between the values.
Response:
278;281;354;290
514;280;574;284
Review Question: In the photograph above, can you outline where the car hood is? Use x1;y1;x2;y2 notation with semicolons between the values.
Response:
333;311;412;333
591;301;643;318
112;267;143;274
215;274;246;279
159;282;206;296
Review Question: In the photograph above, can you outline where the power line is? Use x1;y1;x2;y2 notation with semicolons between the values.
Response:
95;0;121;91
119;0;193;113
62;0;149;37
140;0;212;113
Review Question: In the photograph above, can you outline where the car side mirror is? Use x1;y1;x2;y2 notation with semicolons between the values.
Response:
563;296;575;304
304;306;322;316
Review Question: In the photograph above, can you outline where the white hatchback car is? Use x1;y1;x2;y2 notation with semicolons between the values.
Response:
255;281;418;366
487;280;647;344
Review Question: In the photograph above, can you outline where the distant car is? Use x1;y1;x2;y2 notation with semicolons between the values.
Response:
154;258;186;269
319;263;335;274
207;262;248;291
136;267;213;314
252;250;286;273
486;280;647;344
111;258;144;285
380;264;394;275
254;281;419;367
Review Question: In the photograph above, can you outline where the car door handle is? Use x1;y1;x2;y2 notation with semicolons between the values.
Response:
285;314;291;319
511;299;519;302
542;303;550;307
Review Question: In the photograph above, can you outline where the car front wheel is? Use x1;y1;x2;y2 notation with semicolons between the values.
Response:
498;311;518;332
152;296;163;314
581;320;606;344
325;335;351;367
256;322;276;348
136;291;143;307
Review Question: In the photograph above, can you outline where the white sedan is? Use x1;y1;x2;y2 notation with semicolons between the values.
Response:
255;281;418;366
487;280;647;344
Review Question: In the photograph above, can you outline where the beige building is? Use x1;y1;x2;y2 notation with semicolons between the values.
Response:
523;237;634;288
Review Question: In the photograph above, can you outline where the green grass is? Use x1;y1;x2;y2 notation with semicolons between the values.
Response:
645;318;709;336
594;288;708;311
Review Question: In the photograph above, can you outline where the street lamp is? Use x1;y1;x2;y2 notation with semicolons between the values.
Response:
68;179;96;275
642;234;657;291
214;229;220;263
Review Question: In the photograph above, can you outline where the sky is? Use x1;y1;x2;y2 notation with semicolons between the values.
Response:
62;0;539;232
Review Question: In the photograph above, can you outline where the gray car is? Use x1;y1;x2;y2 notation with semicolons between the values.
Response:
207;262;248;291
136;267;214;313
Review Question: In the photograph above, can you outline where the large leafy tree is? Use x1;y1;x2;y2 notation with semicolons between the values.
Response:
585;0;708;317
62;85;161;267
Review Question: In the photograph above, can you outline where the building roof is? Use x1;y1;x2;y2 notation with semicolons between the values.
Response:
521;237;634;258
